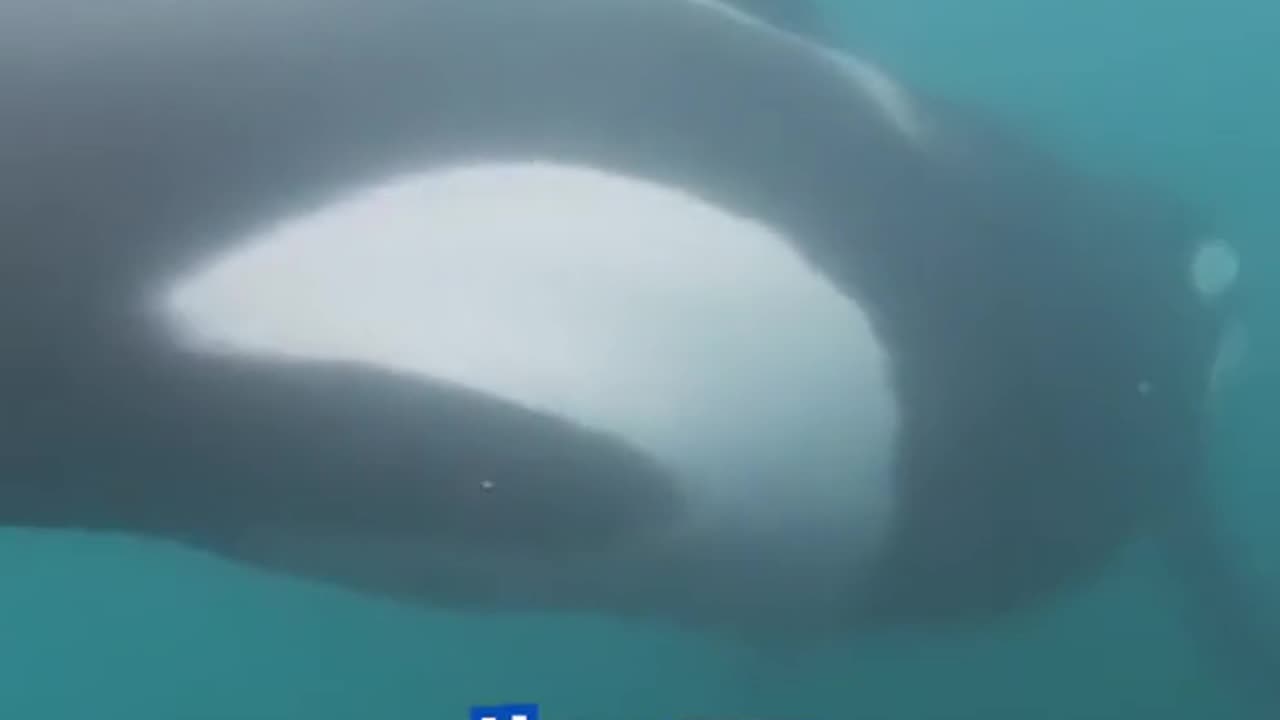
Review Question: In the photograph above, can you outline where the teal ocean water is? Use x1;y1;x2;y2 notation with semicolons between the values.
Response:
2;1;1275;718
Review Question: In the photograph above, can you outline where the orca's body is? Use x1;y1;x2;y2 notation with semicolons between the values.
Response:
0;0;1270;707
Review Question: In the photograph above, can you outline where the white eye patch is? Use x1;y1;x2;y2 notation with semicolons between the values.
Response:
160;161;900;579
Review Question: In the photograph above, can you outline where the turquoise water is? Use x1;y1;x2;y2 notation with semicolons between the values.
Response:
2;2;1276;718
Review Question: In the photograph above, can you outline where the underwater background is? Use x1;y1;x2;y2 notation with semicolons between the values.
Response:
2;1;1275;718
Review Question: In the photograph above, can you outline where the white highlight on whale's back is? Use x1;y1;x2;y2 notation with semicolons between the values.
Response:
686;0;927;143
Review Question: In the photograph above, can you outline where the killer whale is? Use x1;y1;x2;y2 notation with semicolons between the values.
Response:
0;0;1271;709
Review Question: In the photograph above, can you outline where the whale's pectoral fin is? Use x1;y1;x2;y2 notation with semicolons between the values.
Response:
2;356;681;580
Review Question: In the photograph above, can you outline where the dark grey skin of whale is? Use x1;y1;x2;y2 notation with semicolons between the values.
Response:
0;0;1272;708
743;0;1279;706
